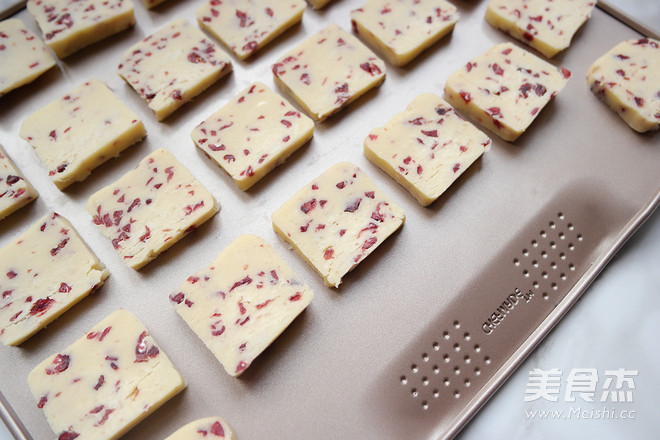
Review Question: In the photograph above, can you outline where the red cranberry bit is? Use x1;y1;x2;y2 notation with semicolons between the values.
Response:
488;107;501;117
408;117;425;125
30;298;55;316
37;395;48;408
210;421;225;436
7;270;17;279
365;191;375;199
362;237;377;250
46;354;70;375
224;154;235;162
127;198;141;213
187;52;205;63
50;238;69;256
242;41;258;53
265;7;274;17
99;326;111;341
212;324;225;336
560;68;571;79
502;48;512;55
290;292;302;302
459;92;471;103
256;299;274;310
535;84;547;96
235;361;248;374
229;276;253;292
49;130;57;140
453;163;460;173
616;69;626;77
5;175;20;185
171;89;183;100
58;282;72;293
324;248;334;260
417;165;423;175
236;10;250;27
281;119;292;128
360;62;382;76
634;97;644;107
170;292;185;304
616;54;630;60
523;31;534;41
530;15;542;22
2;290;12;299
58;431;79;440
519;83;533;98
301;198;317;213
345;198;362;212
94;375;105;390
209;144;226;151
422;130;438;137
165;166;175;182
135;331;160;362
300;73;311;85
492;63;504;76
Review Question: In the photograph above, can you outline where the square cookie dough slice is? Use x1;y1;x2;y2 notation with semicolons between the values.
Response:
0;212;108;346
20;79;146;190
165;417;236;440
272;24;386;121
192;82;314;191
27;0;135;59
587;38;660;133
86;148;218;270
272;162;405;287
170;235;313;377
364;94;491;206
0;145;38;220
28;309;185;440
0;18;56;97
444;42;570;141
197;0;306;60
486;0;595;58
118;19;232;121
350;0;459;66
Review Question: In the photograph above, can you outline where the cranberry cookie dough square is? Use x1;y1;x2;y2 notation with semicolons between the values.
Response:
587;38;660;133
350;0;459;66
197;0;306;60
20;79;146;190
165;417;236;440
444;42;570;141
28;309;185;440
170;235;313;377
0;145;38;220
118;19;232;121
272;162;405;287
364;94;491;206
86;148;218;270
0;212;108;346
0;19;56;97
486;0;595;58
192;82;314;191
272;24;386;122
27;0;135;58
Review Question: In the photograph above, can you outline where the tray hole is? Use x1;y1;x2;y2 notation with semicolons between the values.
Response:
453;343;460;352
433;389;440;398
433;341;440;351
443;331;450;340
464;379;471;387
552;283;558;290
444;378;450;386
474;344;481;352
411;388;418;397
540;230;546;238
532;260;538;267
551;262;557;270
422;353;429;362
463;332;470;341
549;221;556;229
568;223;574;231
532;239;538;247
454;366;461;375
533;281;539;289
557;212;564;220
541;250;547;258
443;354;450;363
560;252;566;260
433;365;440;374
569;263;575;271
559;232;566;240
550;241;557;249
513;258;520;266
464;355;471;364
422;401;429;410
400;376;407;385
577;234;583;241
561;273;567;280
542;271;548;279
453;321;460;329
411;364;418;373
543;292;549;300
484;356;491;365
422;376;429;386
454;390;461;399
474;367;481;376
568;243;575;251
523;269;529;277
522;249;529;256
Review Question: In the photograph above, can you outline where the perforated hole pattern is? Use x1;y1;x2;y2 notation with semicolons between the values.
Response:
400;212;581;411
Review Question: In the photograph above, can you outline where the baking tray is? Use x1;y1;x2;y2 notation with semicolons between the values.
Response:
1;1;658;439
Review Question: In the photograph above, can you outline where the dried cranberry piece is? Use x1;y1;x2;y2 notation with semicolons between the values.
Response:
491;63;504;76
324;249;334;260
300;73;310;85
135;331;159;362
229;276;252;292
5;175;20;185
46;354;70;375
187;52;205;63
360;62;382;76
58;431;79;440
301;199;317;213
30;298;55;316
345;198;362;212
243;41;258;53
170;293;185;305
210;421;225;436
58;283;72;293
37;395;48;408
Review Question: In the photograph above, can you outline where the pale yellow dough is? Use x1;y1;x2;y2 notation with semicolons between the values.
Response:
444;42;570;141
486;0;596;58
587;38;660;133
0;144;38;220
192;82;314;191
272;24;386;121
28;309;185;440
0;18;56;97
118;19;232;121
0;212;108;346
351;0;459;66
27;0;135;58
365;94;491;206
171;234;313;376
20;79;146;190
165;417;237;440
272;162;405;287
86;148;218;270
197;0;306;60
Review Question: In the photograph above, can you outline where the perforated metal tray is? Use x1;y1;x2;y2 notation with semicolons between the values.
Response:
0;1;658;439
